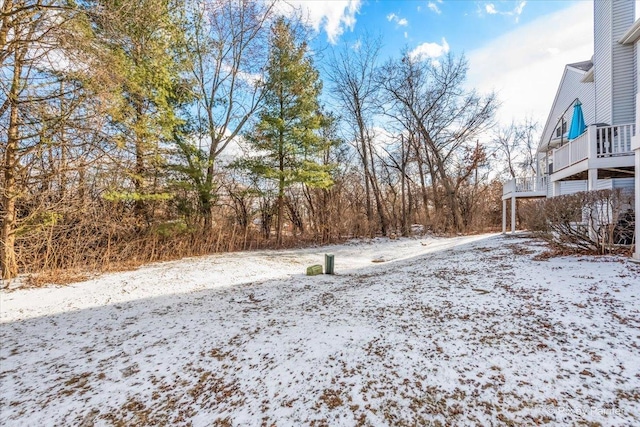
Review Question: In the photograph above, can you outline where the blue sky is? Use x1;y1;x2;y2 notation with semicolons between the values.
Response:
286;0;632;129
340;0;569;58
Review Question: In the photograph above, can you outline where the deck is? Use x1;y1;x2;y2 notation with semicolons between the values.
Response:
502;123;635;200
502;176;547;200
550;123;635;181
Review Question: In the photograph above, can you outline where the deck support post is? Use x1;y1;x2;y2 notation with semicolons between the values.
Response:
588;168;598;191
511;196;516;234
633;92;640;261
502;199;507;234
634;138;640;261
587;169;599;242
587;124;597;158
552;180;561;197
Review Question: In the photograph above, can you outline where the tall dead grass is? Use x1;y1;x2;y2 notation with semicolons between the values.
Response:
13;200;354;286
8;177;506;287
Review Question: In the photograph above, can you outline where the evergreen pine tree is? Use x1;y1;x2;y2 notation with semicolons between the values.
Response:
238;18;333;245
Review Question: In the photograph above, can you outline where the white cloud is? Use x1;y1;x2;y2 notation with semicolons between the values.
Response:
404;31;409;39
427;2;441;15
409;38;450;61
466;1;592;128
480;1;527;21
514;1;527;15
279;0;362;44
387;12;409;27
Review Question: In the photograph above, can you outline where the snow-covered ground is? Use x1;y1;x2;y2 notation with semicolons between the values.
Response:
1;233;639;426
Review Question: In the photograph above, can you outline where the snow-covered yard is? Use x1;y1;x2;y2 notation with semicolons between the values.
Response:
1;233;639;426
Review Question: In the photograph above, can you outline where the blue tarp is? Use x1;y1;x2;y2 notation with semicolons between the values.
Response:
567;100;586;139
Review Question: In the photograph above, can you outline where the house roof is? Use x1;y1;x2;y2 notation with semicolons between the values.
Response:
619;18;640;44
567;60;593;72
581;66;594;83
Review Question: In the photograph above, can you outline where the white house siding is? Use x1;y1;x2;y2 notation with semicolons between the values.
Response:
539;68;595;153
596;179;614;190
611;1;636;124
594;0;613;124
594;1;636;125
561;180;588;195
637;36;640;94
612;177;635;192
635;28;640;260
594;178;635;192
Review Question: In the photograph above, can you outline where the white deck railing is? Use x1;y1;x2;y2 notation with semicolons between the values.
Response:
552;123;635;172
595;123;634;157
503;176;547;197
503;178;515;195
553;130;589;171
516;176;547;192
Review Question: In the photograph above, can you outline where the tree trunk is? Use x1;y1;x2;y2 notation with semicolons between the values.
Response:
276;126;284;246
277;182;284;245
440;174;462;232
353;126;373;234
202;115;217;229
416;158;430;225
407;180;414;232
400;135;408;237
133;99;146;222
354;106;373;230
360;141;372;223
1;49;21;281
367;140;388;235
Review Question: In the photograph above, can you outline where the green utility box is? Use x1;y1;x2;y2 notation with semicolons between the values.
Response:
325;254;335;275
306;264;323;276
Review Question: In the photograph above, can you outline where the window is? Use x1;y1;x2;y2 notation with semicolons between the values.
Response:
555;121;567;138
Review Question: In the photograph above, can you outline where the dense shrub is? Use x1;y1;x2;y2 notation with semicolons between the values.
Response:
522;189;634;254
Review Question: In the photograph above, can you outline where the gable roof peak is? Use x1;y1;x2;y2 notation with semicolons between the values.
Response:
567;60;593;73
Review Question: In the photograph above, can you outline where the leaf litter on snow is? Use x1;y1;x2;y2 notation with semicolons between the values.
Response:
1;233;639;426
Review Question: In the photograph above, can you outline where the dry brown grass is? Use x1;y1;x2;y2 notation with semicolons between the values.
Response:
25;269;94;287
13;203;352;287
10;177;506;287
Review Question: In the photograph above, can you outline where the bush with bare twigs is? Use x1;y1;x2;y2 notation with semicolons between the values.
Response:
523;189;635;255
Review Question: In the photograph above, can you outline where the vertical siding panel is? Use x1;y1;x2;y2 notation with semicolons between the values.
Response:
611;1;636;124
594;0;612;124
594;0;635;125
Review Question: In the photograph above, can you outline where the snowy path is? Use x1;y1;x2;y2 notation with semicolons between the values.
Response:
0;234;491;323
1;234;639;426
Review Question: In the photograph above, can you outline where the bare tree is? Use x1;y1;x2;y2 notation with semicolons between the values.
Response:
379;53;497;232
519;118;539;177
493;121;520;179
184;0;276;227
380;133;414;236
492;118;538;179
326;34;389;236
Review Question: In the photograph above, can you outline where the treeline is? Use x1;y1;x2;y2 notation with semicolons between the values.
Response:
1;0;534;280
